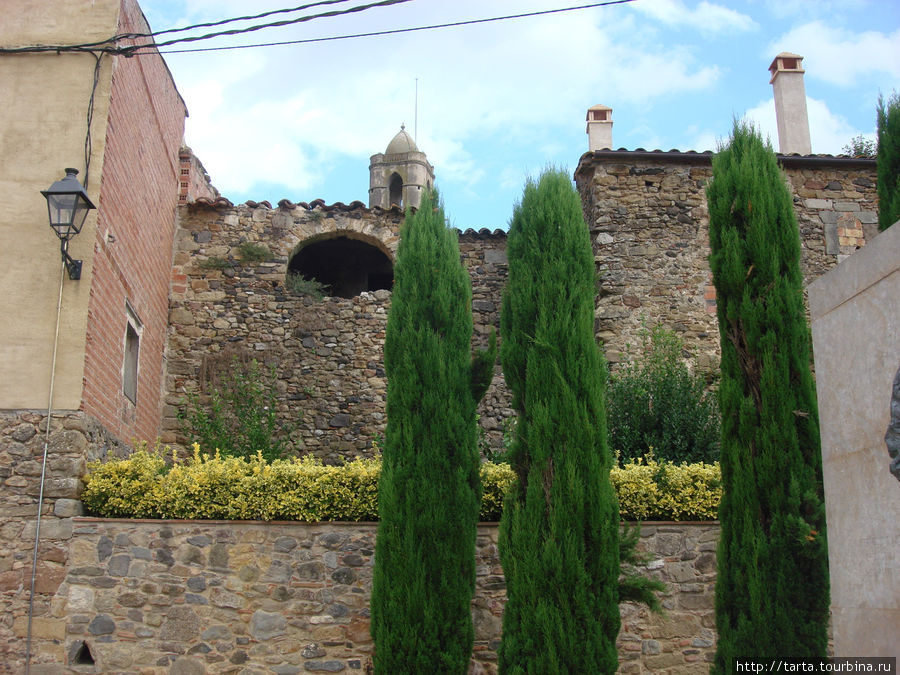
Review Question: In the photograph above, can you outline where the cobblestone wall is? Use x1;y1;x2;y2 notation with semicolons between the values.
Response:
0;410;127;671
166;153;877;459
17;518;717;674
166;202;511;461
574;151;878;370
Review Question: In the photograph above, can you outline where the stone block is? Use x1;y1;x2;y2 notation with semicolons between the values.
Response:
304;661;346;672
804;198;832;210
14;616;67;640
824;221;840;254
251;610;287;640
53;499;83;517
160;607;201;642
43;477;82;499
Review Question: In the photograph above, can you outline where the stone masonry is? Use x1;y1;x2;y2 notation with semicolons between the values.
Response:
0;410;128;671
165;199;512;461
574;150;878;370
163;151;877;458
17;518;718;674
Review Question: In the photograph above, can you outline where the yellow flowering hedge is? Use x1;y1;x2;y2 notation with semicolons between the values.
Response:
82;446;720;522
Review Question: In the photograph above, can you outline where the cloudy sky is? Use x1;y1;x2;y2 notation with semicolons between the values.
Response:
138;0;900;230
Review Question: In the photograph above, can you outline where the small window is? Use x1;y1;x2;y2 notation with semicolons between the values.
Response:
123;303;142;404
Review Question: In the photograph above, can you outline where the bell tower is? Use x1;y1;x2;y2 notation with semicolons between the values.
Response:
368;125;435;210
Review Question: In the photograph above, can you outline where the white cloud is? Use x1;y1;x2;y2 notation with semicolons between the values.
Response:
630;0;757;34
768;21;900;87
741;96;866;155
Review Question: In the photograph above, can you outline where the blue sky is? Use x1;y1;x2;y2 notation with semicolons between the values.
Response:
139;0;900;231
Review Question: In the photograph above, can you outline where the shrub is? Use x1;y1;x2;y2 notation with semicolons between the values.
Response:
286;273;328;299
611;456;721;521
842;134;876;158
81;448;720;522
608;324;720;465
237;241;271;262
199;256;229;270
179;359;293;462
707;121;828;667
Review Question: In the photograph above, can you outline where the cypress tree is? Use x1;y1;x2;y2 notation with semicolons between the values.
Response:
876;92;900;231
370;189;494;674
498;169;620;674
707;122;829;672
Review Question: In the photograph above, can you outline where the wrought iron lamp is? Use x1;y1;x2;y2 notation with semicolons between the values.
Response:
41;168;95;280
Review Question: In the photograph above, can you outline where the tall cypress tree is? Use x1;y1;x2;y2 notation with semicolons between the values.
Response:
876;92;900;231
370;189;494;674
498;169;620;674
707;122;829;671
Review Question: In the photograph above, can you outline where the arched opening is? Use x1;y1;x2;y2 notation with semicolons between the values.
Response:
69;640;95;666
388;173;403;208
288;235;393;299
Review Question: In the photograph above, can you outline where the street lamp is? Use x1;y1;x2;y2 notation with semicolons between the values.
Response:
41;168;95;280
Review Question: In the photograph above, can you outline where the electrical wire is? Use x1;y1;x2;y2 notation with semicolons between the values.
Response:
139;0;638;55
83;53;103;190
142;0;360;38
0;0;412;55
0;0;635;57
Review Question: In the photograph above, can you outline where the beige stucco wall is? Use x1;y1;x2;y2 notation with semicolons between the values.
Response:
809;222;900;659
0;0;119;409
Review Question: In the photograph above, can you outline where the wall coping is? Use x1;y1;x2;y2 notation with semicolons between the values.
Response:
73;517;718;527
575;148;877;180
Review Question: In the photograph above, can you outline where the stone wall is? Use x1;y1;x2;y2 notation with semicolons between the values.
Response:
165;201;511;461
18;518;717;674
0;410;127;671
574;150;878;369
164;152;878;459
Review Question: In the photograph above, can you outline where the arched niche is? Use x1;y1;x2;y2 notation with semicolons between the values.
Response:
388;173;403;208
288;231;394;299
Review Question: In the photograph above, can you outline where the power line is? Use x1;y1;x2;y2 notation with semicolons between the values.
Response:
0;0;636;58
149;0;637;55
0;0;412;55
131;0;413;53
144;0;360;38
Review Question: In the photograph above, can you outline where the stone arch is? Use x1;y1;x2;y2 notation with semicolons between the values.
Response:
288;230;394;298
388;173;403;208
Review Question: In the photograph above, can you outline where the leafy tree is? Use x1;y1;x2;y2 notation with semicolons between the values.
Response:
370;189;494;674
877;92;900;230
608;323;720;465
706;122;829;671
498;169;620;674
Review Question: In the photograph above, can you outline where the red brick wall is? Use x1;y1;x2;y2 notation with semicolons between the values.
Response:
81;0;187;443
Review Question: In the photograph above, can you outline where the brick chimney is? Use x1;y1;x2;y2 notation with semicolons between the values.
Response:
586;105;613;151
769;52;811;155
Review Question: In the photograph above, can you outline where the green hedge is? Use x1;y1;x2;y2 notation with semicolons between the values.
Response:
81;445;720;522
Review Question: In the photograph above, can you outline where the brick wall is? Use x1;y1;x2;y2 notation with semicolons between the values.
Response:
81;0;187;444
